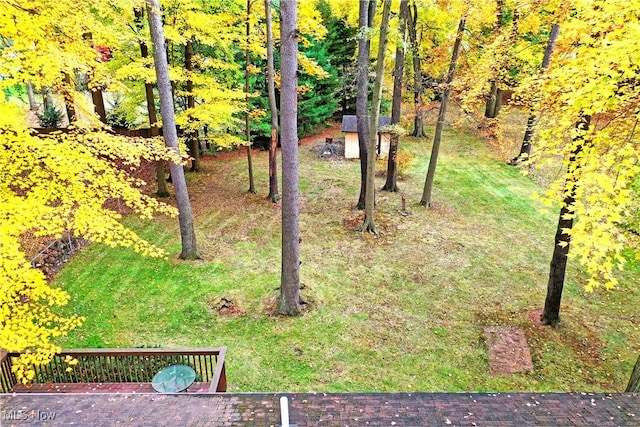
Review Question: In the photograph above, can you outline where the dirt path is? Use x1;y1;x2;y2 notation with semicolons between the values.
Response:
202;121;341;164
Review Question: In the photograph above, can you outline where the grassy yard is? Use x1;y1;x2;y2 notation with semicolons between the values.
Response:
53;120;639;393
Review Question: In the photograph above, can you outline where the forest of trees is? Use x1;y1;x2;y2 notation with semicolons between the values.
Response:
1;0;638;385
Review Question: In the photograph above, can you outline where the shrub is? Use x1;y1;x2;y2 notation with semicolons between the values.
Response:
106;95;144;129
36;105;64;128
376;149;417;179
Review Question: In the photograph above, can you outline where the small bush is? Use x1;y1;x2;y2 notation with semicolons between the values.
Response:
376;149;417;179
106;95;143;129
396;150;417;177
36;105;64;128
107;106;139;129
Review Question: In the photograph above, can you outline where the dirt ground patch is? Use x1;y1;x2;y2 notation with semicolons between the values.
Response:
187;122;342;214
299;122;341;146
484;326;534;376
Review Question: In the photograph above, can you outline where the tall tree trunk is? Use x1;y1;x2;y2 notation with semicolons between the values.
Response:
484;0;505;119
420;17;465;207
484;80;499;118
512;24;560;163
495;0;504;28
355;0;376;210
340;64;347;114
185;39;200;172
278;0;301;316
245;0;256;194
90;87;107;123
135;7;169;198
360;0;391;234
26;81;38;111
626;355;640;392
541;116;591;327
494;88;503;116
408;2;424;137
382;0;409;193
62;73;76;125
485;2;517;121
514;114;537;163
539;24;559;80
43;89;53;110
540;191;574;328
82;32;107;124
146;0;200;260
265;0;280;202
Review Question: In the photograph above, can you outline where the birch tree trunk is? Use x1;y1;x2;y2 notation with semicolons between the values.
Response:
420;17;466;207
278;0;301;316
146;0;200;260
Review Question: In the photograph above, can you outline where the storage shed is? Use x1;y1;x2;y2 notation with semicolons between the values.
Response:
341;115;392;159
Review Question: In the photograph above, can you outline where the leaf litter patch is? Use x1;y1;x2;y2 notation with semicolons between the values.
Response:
206;296;246;317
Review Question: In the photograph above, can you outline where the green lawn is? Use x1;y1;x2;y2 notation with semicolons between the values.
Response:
53;123;640;393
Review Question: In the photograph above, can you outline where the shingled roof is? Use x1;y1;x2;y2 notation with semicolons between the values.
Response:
342;115;393;133
2;392;638;426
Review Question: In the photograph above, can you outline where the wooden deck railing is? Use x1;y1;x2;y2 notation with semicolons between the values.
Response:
0;347;226;393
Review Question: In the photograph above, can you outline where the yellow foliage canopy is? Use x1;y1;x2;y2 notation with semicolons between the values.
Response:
1;0;178;382
160;0;245;139
535;0;640;290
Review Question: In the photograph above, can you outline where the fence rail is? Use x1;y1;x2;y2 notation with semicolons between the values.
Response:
1;347;226;393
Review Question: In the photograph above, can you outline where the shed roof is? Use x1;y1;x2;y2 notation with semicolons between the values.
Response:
342;115;392;133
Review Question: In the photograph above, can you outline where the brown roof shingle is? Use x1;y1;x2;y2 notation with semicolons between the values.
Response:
341;115;393;133
2;392;638;426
